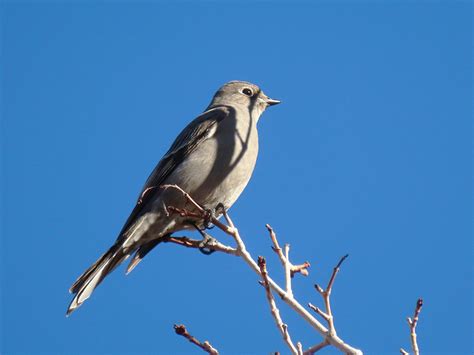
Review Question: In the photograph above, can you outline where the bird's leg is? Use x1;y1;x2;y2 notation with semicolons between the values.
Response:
202;208;215;230
214;202;227;217
191;223;217;255
202;203;227;229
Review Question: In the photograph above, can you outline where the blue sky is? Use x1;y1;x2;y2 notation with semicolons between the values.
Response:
1;1;472;354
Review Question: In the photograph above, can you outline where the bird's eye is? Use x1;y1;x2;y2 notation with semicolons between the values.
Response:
242;88;253;97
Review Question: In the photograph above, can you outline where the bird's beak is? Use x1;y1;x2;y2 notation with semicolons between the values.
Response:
265;97;281;106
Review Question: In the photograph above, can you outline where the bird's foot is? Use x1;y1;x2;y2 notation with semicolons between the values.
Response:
190;222;217;255
214;202;226;217
202;203;227;229
197;230;218;255
202;208;214;229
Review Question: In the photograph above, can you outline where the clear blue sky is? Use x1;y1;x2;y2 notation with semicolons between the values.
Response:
1;2;472;354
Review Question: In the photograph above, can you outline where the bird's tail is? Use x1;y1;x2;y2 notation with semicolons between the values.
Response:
67;242;130;316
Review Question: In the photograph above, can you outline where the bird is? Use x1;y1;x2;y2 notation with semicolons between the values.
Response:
67;80;280;315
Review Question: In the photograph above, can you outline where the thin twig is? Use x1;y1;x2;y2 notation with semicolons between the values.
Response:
297;342;304;355
400;298;423;355
162;235;238;256
138;186;158;205
303;340;330;355
267;223;286;263
308;303;330;322
266;224;311;278
327;254;348;293
291;261;311;277
284;245;293;297
311;254;349;336
258;256;299;355
174;324;219;355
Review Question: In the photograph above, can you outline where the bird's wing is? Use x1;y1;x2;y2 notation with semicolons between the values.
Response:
67;106;232;312
117;105;231;237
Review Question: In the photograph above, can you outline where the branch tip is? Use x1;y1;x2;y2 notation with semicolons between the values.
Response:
402;297;424;355
174;324;186;335
173;323;219;354
314;284;324;294
336;254;349;269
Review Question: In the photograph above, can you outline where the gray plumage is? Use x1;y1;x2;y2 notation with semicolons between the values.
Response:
67;80;280;315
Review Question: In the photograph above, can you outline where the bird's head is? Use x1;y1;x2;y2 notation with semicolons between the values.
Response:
208;81;280;117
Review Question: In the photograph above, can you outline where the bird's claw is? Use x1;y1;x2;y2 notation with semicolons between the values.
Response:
198;231;217;255
202;203;227;229
214;202;226;217
202;208;215;230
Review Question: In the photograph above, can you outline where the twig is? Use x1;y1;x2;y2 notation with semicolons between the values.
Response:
162;235;238;256
311;254;349;336
303;255;348;354
308;303;329;322
284;244;293;297
173;324;219;355
400;298;423;355
291;261;311;277
297;342;304;355
138;186;158;205
266;224;311;278
258;256;299;355
164;185;362;355
303;340;329;355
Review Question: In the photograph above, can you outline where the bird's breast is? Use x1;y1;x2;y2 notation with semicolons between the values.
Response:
166;114;259;210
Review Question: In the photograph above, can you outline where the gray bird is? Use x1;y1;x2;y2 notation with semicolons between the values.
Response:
67;80;280;315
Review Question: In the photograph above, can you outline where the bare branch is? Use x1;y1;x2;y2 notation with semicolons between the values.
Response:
265;225;294;296
297;342;304;355
266;224;311;278
167;206;203;220
258;256;299;355
303;340;330;354
291;261;311;277
284;244;293;297
400;298;423;355
162;235;238;256
138;186;158;205
174;324;219;355
327;254;349;295
308;303;330;322
308;254;349;339
266;223;286;263
163;185;362;355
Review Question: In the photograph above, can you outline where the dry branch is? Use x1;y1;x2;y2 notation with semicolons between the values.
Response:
266;224;311;278
162;235;238;256
313;254;349;336
258;256;300;355
400;298;423;355
303;340;329;355
302;254;349;354
163;185;362;355
174;324;219;355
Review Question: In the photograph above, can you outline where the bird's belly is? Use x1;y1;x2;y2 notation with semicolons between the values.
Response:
165;127;259;210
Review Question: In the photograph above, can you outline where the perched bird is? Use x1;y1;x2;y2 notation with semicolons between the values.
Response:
67;80;280;315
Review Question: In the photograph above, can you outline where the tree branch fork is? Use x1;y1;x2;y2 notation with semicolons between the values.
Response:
159;184;422;355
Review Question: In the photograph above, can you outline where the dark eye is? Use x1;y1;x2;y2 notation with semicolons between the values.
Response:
242;88;253;97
